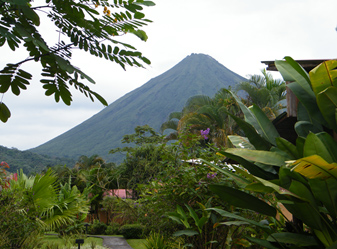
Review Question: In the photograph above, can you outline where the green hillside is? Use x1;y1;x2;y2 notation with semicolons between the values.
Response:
29;53;246;162
0;146;75;174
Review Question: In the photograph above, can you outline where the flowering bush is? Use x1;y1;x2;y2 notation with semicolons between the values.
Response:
200;128;210;139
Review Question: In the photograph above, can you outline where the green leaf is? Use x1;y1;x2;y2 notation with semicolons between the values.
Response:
275;56;311;90
228;135;255;150
139;1;156;6
91;91;108;106
249;104;279;145
246;237;280;249
226;112;272;150
225;148;288;166
200;159;252;187
310;178;337;219
185;205;199;225
0;102;11;122
113;46;120;55
267;232;319;247
134;12;145;19
215;151;277;180
20;6;40;26
276;137;299;159
303;133;334;163
286;180;323;230
309;60;337;96
291;155;337;180
253;176;304;199
316;132;337;162
287;81;328;127
222;221;249;226
245;182;275;193
129;29;148;41
316;86;337;131
207;208;272;233
209;184;277;217
295;121;323;137
173;230;199;237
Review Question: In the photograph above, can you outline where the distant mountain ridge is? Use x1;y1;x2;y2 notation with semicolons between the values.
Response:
29;53;246;161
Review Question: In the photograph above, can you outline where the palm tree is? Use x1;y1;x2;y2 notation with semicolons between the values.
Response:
236;68;286;118
161;89;243;147
74;154;105;170
8;169;90;231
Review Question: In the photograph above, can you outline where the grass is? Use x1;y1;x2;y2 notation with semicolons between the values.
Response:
126;239;147;249
41;235;104;249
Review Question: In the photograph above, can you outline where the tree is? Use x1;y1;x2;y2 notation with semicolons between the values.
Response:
0;167;90;248
235;68;286;119
0;0;155;122
161;88;243;147
206;58;337;248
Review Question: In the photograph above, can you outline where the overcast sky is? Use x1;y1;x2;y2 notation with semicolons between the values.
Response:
1;0;337;151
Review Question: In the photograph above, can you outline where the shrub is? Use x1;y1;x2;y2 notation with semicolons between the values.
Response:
143;232;170;249
89;220;107;235
105;222;121;235
118;224;144;239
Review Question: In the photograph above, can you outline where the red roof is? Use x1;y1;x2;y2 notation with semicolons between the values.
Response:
103;189;132;199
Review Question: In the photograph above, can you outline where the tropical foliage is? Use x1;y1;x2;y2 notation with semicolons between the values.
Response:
0;145;75;175
0;166;90;248
0;0;154;122
205;57;337;248
161;88;243;147
235;68;286;119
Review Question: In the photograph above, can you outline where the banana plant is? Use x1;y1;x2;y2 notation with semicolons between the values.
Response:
206;58;337;248
167;200;233;249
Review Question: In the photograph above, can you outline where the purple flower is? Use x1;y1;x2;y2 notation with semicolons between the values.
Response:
200;128;210;139
207;172;217;179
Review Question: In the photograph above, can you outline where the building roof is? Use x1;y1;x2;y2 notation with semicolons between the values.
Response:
261;59;329;72
103;189;133;199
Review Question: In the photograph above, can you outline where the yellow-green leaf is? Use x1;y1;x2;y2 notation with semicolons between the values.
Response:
291;155;337;180
309;60;337;96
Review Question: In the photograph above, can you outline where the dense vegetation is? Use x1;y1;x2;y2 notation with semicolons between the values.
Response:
0;145;75;174
1;2;336;248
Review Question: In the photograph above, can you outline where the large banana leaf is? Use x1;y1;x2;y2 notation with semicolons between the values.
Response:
287;81;327;126
249;104;279;145
207;208;272;233
291;155;337;180
316;86;337;131
216;150;278;180
276;137;299;160
228;135;255;150
246;237;280;249
309;178;337;219
286;180;323;230
316;132;337;162
225;148;288;167
296;136;306;158
294;121;323;137
230;92;278;146
253;175;305;199
309;60;337;96
201;158;252;187
209;184;277;217
275;57;311;93
267;232;319;247
226;112;272;150
303;133;334;163
275;57;327;125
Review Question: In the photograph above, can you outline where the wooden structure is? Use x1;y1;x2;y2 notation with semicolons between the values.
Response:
261;59;328;144
261;59;327;117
